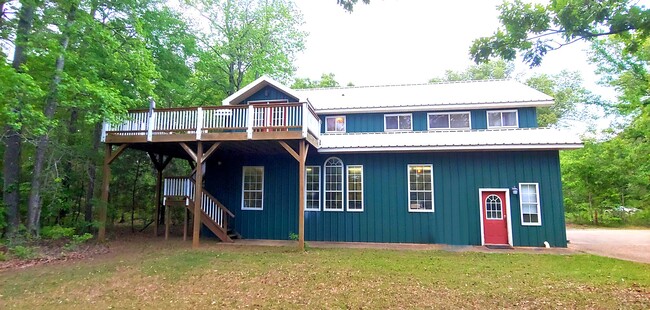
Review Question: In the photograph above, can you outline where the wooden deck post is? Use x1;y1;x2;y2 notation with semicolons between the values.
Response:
278;140;309;250
298;140;307;250
154;169;162;236
148;153;172;237
98;143;129;242
193;142;204;248
183;208;188;241
165;203;170;240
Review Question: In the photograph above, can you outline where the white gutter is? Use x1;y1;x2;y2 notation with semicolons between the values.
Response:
317;144;584;153
313;100;554;114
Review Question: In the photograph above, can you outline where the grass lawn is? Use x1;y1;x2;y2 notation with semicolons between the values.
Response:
1;237;649;309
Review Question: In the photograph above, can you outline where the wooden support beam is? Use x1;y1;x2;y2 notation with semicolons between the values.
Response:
298;140;306;250
165;204;170;240
183;208;188;241
180;142;197;162
154;168;162;236
107;144;129;165
278;141;300;162
192;142;204;249
202;142;221;162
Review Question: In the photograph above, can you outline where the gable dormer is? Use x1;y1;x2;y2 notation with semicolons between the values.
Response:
222;76;302;105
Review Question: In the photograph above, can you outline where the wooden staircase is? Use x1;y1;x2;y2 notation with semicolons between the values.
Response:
163;177;236;242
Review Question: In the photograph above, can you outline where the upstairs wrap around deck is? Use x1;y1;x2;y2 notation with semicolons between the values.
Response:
101;102;321;144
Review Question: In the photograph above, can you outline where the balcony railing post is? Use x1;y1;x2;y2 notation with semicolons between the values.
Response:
196;107;203;140
100;120;108;142
147;111;155;142
247;104;254;139
302;102;308;138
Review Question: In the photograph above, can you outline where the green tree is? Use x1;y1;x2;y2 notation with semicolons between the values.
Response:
469;0;650;67
186;0;306;102
429;60;514;82
292;73;341;89
337;0;369;12
427;60;592;127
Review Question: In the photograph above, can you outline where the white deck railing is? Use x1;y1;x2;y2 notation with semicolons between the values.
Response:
101;102;321;142
162;177;231;230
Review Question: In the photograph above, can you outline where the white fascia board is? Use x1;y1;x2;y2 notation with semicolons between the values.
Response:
317;144;584;153
313;100;554;114
222;75;303;105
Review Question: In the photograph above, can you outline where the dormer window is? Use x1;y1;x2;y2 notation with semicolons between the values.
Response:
384;113;412;131
325;116;346;133
428;112;471;130
487;110;518;129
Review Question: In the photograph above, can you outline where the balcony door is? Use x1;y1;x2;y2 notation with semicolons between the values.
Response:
249;99;289;132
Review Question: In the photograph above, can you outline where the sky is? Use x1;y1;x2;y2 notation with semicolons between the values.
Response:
292;0;613;100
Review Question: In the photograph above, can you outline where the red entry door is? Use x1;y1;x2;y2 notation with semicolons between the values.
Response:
482;191;509;245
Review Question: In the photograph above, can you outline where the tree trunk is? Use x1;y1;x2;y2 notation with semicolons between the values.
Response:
2;1;36;238
62;108;78;191
84;123;102;225
26;3;77;236
130;158;143;233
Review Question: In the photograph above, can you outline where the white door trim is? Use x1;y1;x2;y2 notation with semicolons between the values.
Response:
478;188;513;246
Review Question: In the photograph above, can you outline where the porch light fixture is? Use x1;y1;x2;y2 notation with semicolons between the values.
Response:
511;186;519;195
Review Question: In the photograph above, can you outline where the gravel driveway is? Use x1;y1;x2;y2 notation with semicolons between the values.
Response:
567;228;650;263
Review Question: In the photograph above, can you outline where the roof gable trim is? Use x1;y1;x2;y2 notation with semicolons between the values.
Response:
222;75;302;105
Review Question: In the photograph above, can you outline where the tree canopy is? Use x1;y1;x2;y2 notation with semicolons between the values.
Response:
292;73;341;89
0;0;307;238
470;0;650;67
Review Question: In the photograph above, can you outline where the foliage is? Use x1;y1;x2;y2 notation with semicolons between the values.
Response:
288;232;298;241
41;225;76;240
428;60;595;127
337;0;370;12
429;60;514;82
10;245;37;259
1;0;306;237
470;0;650;67
63;233;93;251
292;73;341;89
185;0;307;101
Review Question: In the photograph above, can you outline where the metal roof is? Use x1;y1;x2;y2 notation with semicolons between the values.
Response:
296;80;555;113
318;128;583;153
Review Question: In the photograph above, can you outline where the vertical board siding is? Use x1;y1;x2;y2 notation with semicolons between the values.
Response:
320;108;539;133
518;107;538;128
204;150;566;247
238;85;299;104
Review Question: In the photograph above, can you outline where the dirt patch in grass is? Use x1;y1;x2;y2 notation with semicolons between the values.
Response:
1;233;649;309
0;241;110;272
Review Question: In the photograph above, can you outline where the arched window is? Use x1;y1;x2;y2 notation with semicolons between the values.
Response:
324;157;344;211
485;195;503;219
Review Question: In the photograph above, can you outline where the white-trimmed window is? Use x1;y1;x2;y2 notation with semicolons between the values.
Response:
346;165;363;211
384;113;412;131
487;110;518;128
428;112;471;130
408;164;434;212
324;157;344;211
325;116;346;133
242;166;264;210
485;195;503;219
520;183;541;225
305;166;321;211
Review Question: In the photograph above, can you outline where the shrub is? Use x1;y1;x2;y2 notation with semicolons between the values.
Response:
11;245;37;259
63;233;93;251
289;232;299;241
0;252;7;261
41;225;76;240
